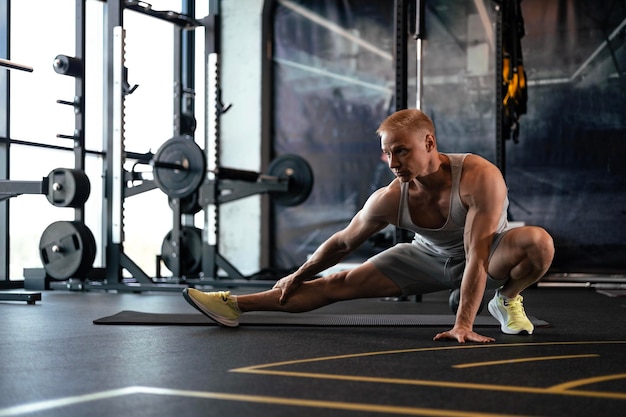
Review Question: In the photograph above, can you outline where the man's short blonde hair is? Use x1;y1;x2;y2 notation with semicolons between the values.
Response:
376;109;435;138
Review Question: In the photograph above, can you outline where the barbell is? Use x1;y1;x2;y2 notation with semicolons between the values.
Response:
152;136;314;206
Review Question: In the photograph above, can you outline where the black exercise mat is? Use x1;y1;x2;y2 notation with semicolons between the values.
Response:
93;310;550;327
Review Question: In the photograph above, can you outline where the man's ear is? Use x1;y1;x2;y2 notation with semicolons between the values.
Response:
425;134;436;151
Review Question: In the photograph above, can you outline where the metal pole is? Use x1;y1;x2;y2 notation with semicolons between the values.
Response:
203;0;221;279
494;1;505;177
414;0;425;110
394;0;408;112
394;0;411;247
0;0;9;282
104;0;124;282
73;0;87;223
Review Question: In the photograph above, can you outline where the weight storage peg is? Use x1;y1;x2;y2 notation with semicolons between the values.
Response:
52;55;83;78
46;168;91;208
39;221;97;280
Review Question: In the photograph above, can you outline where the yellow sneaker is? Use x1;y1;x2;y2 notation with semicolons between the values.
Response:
488;289;534;335
183;288;241;327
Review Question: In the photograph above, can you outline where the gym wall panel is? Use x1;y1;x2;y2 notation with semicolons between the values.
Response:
271;0;395;270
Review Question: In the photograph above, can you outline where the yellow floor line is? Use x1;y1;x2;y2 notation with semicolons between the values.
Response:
548;373;626;392
232;341;626;401
238;368;626;400
232;341;626;372
452;354;599;368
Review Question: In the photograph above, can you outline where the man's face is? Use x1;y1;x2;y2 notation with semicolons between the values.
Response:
380;129;430;182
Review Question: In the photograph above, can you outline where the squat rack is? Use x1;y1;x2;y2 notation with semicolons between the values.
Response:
65;0;296;292
2;0;309;293
101;0;203;290
15;0;217;292
99;0;304;291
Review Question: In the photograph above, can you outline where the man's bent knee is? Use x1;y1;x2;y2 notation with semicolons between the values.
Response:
489;226;554;281
527;226;555;270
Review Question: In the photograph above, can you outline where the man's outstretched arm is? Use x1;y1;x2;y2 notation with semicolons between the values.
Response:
275;187;395;304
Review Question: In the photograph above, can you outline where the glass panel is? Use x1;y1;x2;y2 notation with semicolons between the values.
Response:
506;0;626;272
9;0;76;146
272;0;395;269
117;5;181;278
123;8;175;153
421;1;496;160
83;153;104;268
85;1;105;153
122;189;172;278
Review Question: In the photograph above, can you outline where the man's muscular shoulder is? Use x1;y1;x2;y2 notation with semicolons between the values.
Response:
460;154;506;205
461;154;503;182
362;179;402;225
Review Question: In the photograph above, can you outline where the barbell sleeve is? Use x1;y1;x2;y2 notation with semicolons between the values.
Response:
214;167;260;182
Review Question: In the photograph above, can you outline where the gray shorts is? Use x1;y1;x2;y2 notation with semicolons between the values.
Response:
368;231;510;296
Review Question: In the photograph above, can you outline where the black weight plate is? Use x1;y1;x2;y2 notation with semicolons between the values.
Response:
161;226;203;277
168;192;202;215
39;221;96;280
449;288;460;314
153;137;206;199
73;223;97;280
266;154;314;206
46;168;91;208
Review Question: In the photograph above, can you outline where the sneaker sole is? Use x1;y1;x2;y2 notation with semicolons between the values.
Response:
487;299;533;335
182;288;239;328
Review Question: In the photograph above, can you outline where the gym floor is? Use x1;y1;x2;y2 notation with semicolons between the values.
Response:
0;285;625;417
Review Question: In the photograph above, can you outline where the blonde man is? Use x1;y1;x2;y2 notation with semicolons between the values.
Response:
183;109;554;343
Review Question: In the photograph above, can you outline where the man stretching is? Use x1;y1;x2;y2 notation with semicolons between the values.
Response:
183;109;555;343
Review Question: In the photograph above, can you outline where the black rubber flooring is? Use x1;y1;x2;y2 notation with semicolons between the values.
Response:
0;286;624;417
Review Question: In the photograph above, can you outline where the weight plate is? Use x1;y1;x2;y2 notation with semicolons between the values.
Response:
161;226;203;277
266;154;314;206
46;168;91;208
39;221;96;280
168;192;202;215
449;288;484;315
449;288;461;314
153;136;206;199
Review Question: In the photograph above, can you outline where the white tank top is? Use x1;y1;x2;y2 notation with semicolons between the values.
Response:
397;153;508;258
